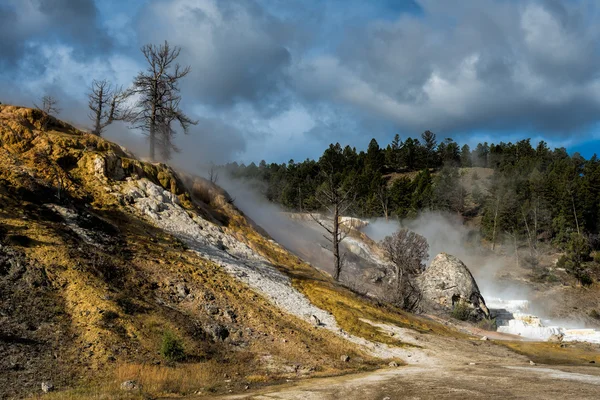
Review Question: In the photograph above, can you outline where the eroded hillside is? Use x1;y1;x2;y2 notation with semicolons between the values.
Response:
0;106;456;399
3;106;600;400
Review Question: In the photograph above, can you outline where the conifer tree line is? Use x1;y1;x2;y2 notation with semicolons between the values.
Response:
224;131;600;252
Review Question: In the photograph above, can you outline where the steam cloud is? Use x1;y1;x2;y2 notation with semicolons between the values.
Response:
362;213;532;303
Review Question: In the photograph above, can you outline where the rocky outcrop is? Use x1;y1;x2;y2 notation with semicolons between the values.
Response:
418;253;489;320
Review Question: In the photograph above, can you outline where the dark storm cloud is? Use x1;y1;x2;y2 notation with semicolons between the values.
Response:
4;0;600;165
0;0;110;69
294;0;600;136
138;0;293;113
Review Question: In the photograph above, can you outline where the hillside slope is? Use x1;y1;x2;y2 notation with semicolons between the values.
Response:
0;105;457;399
2;105;600;400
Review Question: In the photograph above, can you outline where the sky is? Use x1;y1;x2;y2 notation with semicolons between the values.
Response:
2;0;600;165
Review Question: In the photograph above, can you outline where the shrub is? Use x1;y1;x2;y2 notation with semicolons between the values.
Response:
161;331;185;362
379;229;429;311
523;255;539;268
560;234;594;286
451;301;471;321
590;309;600;320
580;273;593;286
477;317;497;331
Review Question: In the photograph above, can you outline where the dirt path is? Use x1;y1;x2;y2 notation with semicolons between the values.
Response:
214;364;600;400
197;319;600;399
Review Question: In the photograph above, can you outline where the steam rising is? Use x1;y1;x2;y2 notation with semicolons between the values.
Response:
362;213;532;303
215;174;337;275
215;174;530;308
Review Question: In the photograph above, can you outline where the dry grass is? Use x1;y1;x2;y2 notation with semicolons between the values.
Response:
501;341;600;365
296;279;465;345
224;206;466;345
114;362;235;395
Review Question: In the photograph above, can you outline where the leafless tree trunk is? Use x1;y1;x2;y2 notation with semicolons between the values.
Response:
377;184;390;221
34;96;60;130
533;196;539;247
309;172;355;281
522;207;536;258
88;80;129;136
208;163;219;184
491;194;500;251
570;190;580;235
129;41;197;161
36;95;60;115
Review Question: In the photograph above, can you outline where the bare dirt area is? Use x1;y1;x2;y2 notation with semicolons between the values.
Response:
213;364;600;400
206;319;600;400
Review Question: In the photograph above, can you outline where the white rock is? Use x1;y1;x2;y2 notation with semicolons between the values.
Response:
120;380;140;391
41;382;54;393
116;178;414;361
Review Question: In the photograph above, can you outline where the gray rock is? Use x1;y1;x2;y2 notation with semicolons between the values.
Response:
203;291;216;301
120;380;140;391
41;382;54;393
418;253;490;320
548;333;563;343
225;309;237;322
340;355;350;362
176;283;189;298
207;324;230;341
205;304;220;315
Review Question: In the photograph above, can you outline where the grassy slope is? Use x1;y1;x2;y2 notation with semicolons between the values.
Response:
0;106;378;398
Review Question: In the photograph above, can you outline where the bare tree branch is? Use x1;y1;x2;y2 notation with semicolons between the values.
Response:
35;95;61;115
128;40;198;161
379;229;429;311
309;167;356;281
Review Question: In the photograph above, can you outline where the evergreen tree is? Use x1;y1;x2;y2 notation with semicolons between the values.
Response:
421;130;437;168
460;144;472;167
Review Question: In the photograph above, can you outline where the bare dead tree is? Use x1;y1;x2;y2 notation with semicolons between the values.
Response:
521;204;538;259
36;95;61;115
491;193;500;251
308;172;355;281
377;183;390;221
208;163;219;184
34;95;60;130
128;41;197;161
88;80;130;136
568;188;581;235
379;229;429;311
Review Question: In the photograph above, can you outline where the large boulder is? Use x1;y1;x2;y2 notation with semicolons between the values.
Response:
418;253;489;320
